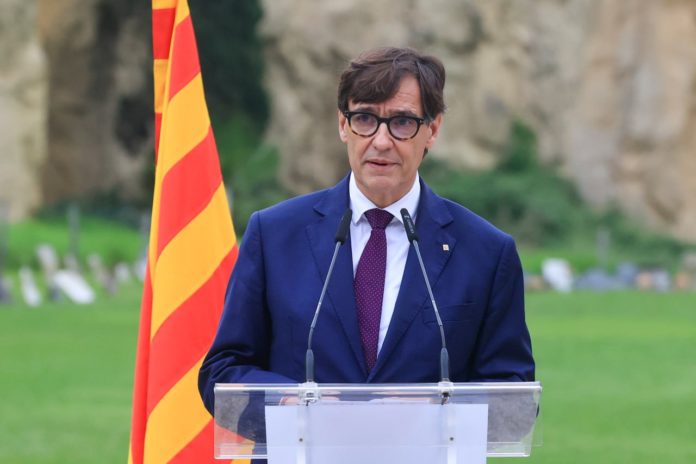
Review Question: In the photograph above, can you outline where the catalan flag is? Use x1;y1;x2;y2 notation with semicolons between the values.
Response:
128;0;238;462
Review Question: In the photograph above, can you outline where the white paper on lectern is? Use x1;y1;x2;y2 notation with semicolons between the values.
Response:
265;402;487;464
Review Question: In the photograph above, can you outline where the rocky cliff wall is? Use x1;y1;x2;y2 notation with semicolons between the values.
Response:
2;0;695;242
0;0;47;221
36;0;152;205
261;0;696;241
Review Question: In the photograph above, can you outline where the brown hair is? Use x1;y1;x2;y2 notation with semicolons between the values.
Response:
337;47;446;121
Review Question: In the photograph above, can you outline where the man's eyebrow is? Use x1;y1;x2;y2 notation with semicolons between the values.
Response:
388;109;420;117
351;105;420;118
351;104;378;113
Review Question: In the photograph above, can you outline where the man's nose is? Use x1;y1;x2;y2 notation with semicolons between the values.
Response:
371;121;393;150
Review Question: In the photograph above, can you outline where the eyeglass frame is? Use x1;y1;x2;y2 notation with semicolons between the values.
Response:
342;111;429;141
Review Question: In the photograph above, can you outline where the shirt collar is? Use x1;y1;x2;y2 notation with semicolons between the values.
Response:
349;172;421;225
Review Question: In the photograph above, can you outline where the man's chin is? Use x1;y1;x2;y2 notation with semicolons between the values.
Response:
364;176;396;191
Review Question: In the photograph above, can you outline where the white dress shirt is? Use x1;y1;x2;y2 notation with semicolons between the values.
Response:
349;172;420;354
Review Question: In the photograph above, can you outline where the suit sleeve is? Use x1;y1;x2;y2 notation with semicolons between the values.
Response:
468;236;535;382
198;212;295;414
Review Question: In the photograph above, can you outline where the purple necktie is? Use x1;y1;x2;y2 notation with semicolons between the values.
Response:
354;208;393;372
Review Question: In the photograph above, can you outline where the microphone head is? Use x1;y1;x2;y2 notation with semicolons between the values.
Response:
400;208;418;242
335;208;352;244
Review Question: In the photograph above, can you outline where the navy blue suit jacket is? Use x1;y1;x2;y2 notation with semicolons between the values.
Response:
199;176;534;413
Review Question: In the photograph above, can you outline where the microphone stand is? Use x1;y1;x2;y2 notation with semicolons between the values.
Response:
400;209;453;403
301;209;352;404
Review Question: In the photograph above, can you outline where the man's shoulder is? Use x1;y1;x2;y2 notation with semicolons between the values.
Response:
259;189;325;218
253;181;344;227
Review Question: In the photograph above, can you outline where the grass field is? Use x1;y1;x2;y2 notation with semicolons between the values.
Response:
520;292;696;463
0;288;694;463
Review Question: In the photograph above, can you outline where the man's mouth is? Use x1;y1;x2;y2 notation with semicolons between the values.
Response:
366;158;393;167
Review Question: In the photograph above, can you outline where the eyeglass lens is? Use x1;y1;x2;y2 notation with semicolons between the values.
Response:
350;113;420;139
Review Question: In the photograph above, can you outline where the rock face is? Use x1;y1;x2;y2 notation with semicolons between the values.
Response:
565;1;696;240
261;0;696;242
2;0;695;242
0;0;47;221
36;0;152;205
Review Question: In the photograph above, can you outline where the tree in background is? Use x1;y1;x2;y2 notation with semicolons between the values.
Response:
188;1;288;234
189;0;268;132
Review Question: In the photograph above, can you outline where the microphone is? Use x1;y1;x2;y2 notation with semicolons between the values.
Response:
400;208;451;384
305;208;352;383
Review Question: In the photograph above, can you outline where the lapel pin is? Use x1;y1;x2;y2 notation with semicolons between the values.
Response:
442;243;450;251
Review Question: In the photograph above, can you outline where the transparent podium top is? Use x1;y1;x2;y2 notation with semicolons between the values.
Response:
214;382;541;461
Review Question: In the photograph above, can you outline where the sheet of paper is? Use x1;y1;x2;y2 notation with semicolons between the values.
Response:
265;401;487;464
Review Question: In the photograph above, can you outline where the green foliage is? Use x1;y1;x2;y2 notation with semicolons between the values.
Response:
37;192;149;227
595;209;690;268
188;0;282;237
421;121;591;246
137;1;269;211
4;215;142;270
498;121;540;173
519;246;604;275
189;0;268;131
214;116;291;235
422;120;693;272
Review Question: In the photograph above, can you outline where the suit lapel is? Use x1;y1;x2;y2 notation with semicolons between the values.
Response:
371;181;455;379
305;177;368;375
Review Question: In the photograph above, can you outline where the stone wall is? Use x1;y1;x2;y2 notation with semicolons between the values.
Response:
565;1;696;240
0;0;47;221
36;0;152;205
2;0;695;242
261;0;696;241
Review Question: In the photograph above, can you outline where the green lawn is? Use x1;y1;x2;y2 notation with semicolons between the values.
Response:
0;284;142;464
521;292;696;464
0;289;694;463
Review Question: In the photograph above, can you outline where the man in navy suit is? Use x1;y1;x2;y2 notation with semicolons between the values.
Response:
199;47;534;414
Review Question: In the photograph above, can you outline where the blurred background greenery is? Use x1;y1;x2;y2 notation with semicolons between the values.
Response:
1;1;695;463
3;2;693;274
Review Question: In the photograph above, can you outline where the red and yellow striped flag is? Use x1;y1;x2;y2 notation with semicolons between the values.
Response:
128;0;239;462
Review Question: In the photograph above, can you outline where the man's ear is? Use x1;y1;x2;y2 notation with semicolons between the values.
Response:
338;109;348;143
425;113;443;150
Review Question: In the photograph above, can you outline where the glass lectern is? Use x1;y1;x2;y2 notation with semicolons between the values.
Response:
214;382;541;463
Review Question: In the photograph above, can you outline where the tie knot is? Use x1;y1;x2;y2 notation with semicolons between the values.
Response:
365;208;393;230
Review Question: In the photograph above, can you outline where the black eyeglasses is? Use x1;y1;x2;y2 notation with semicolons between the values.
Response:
343;111;427;141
